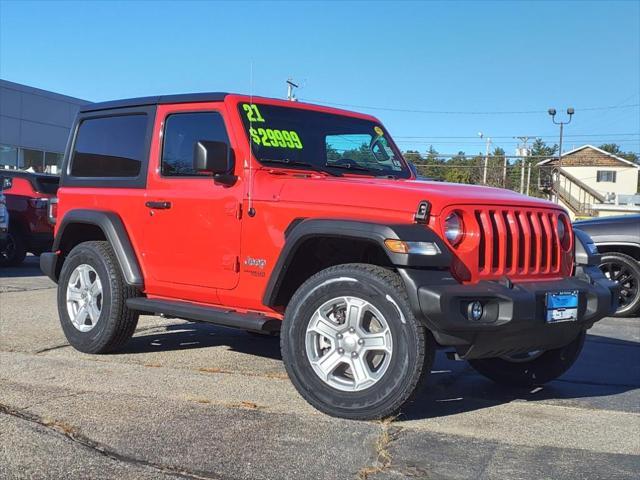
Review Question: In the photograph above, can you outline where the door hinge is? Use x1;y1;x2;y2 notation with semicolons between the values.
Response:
237;202;243;220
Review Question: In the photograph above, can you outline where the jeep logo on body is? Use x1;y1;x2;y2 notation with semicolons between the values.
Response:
244;257;266;269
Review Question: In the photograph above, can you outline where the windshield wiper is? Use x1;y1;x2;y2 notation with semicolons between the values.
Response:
261;158;342;177
324;162;381;174
376;174;398;179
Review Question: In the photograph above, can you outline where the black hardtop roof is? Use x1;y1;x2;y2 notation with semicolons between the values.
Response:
0;170;60;194
0;170;59;181
80;92;230;113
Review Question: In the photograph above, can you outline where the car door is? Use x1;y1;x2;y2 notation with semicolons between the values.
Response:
142;104;242;294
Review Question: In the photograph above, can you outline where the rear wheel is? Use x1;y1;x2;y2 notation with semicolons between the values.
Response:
0;230;27;267
58;241;139;353
281;264;433;420
468;331;586;387
599;252;640;317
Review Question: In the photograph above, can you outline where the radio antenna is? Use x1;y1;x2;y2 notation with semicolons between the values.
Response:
247;62;256;217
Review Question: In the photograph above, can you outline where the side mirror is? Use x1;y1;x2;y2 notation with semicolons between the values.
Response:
193;140;236;185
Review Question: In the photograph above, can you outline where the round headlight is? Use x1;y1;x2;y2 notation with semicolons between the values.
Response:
444;212;464;246
557;215;570;249
557;219;565;241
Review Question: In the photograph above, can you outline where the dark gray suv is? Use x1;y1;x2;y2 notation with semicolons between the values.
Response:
574;215;640;316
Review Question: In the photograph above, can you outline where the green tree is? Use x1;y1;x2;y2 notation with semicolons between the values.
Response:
530;138;558;160
469;154;484;185
599;143;639;163
421;145;445;179
403;146;446;179
485;147;506;187
443;151;472;184
528;138;559;198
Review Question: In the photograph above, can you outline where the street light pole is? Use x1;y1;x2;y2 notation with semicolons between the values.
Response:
548;107;574;167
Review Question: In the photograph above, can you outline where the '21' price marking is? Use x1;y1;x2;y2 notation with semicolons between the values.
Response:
242;104;265;123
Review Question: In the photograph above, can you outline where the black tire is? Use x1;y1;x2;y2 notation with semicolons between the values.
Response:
599;252;640;317
468;331;586;387
0;230;27;267
57;241;139;354
281;263;433;420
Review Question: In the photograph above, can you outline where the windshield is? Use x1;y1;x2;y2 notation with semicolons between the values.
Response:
237;103;410;178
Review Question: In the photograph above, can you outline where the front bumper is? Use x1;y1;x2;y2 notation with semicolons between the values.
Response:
398;265;617;360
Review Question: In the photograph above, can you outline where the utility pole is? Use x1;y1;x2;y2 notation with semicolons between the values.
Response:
478;132;491;184
286;78;299;101
503;153;508;188
515;136;532;194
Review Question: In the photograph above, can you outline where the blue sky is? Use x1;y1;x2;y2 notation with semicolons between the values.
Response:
1;0;638;156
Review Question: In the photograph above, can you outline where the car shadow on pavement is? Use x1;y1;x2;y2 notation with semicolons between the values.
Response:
118;322;282;360
116;323;639;419
402;332;640;420
0;256;42;278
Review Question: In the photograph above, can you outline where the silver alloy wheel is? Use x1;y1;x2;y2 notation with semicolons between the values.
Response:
66;264;103;333
305;296;393;392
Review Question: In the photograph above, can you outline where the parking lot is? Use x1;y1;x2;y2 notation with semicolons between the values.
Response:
0;257;638;480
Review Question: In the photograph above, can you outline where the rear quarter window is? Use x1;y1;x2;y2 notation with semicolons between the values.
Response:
70;114;148;177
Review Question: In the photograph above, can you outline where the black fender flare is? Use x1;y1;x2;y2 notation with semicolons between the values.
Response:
262;218;452;307
51;209;143;288
573;229;601;267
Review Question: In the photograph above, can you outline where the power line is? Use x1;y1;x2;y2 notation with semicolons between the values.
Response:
403;153;640;159
395;140;640;146
394;132;640;139
299;98;640;115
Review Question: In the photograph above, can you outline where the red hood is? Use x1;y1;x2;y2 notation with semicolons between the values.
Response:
257;172;563;217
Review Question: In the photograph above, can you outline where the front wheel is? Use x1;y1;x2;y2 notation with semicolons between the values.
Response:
281;264;433;420
468;331;586;387
599;252;640;317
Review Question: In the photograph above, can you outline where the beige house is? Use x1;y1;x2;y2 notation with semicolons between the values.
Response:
537;145;640;219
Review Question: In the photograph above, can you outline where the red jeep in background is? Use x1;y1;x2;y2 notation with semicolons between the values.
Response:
0;171;58;267
40;93;616;419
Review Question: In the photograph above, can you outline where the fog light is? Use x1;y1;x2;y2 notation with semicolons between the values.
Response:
467;301;483;321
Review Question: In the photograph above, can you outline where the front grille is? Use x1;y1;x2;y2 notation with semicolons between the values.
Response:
474;208;564;277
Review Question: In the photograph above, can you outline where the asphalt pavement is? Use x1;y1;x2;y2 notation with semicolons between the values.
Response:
1;256;639;479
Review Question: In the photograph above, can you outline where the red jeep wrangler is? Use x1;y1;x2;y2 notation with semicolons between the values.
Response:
0;171;58;267
41;93;616;419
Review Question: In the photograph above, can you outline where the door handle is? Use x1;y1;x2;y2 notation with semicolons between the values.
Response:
145;201;172;209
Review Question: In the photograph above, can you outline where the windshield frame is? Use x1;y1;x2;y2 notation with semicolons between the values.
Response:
231;97;412;179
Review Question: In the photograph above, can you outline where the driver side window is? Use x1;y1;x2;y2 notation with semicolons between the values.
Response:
162;112;229;176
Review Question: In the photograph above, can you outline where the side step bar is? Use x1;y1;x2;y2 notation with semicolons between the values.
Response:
126;298;281;333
